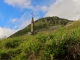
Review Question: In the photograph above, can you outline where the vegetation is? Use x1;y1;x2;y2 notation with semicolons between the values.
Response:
0;17;80;60
10;16;71;37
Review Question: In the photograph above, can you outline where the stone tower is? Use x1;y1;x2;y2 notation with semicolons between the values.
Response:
31;13;34;34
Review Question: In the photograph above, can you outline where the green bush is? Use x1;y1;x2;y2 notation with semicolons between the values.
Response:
5;40;20;48
24;47;32;59
40;50;50;60
32;42;42;54
0;52;10;60
37;35;47;43
7;49;22;58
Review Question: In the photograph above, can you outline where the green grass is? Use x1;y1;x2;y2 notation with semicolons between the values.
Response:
0;20;80;60
10;16;71;37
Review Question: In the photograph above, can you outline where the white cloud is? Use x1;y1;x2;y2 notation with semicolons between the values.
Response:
29;5;49;15
10;18;17;23
45;0;80;20
0;27;17;38
4;0;31;8
19;20;31;29
4;0;50;13
19;16;40;29
9;11;40;30
41;6;48;12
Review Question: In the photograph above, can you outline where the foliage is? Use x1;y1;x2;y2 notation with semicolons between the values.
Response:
5;40;21;48
10;16;71;37
0;20;80;60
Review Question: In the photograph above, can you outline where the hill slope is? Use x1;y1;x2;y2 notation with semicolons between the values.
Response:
10;16;71;37
0;19;80;60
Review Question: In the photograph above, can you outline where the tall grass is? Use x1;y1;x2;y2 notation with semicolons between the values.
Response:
0;21;80;60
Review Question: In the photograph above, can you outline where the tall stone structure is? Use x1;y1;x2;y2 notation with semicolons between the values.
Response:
31;13;34;34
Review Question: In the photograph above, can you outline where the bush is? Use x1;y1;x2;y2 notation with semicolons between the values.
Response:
32;42;42;54
0;49;22;60
5;40;20;48
7;49;22;58
24;47;33;59
40;50;51;60
36;35;47;43
0;52;10;60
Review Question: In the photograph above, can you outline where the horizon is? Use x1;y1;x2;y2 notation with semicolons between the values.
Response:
0;0;80;38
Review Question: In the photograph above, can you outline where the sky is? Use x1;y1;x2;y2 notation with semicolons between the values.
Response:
0;0;80;38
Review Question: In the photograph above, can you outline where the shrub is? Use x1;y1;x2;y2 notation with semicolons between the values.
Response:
0;52;10;60
24;47;33;59
40;50;50;60
5;40;20;48
32;42;42;54
7;49;22;58
36;35;47;43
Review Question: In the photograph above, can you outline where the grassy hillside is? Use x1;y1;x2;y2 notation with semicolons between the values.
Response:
0;20;80;60
10;16;71;37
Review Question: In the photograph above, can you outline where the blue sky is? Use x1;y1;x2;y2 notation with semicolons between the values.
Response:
0;0;80;38
0;0;55;29
0;0;56;38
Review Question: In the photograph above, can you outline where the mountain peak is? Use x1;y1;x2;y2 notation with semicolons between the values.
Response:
10;16;72;37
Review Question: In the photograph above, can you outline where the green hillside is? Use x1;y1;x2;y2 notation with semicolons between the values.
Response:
10;16;71;37
0;17;80;60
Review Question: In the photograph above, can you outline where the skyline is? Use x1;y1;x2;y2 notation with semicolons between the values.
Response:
0;0;80;38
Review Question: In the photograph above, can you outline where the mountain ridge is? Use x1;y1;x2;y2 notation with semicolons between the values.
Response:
10;16;72;37
0;17;80;60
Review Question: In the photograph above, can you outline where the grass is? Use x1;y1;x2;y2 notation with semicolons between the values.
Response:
0;20;80;60
10;16;71;37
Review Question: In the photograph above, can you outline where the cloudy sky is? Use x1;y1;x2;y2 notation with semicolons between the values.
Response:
0;0;80;38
